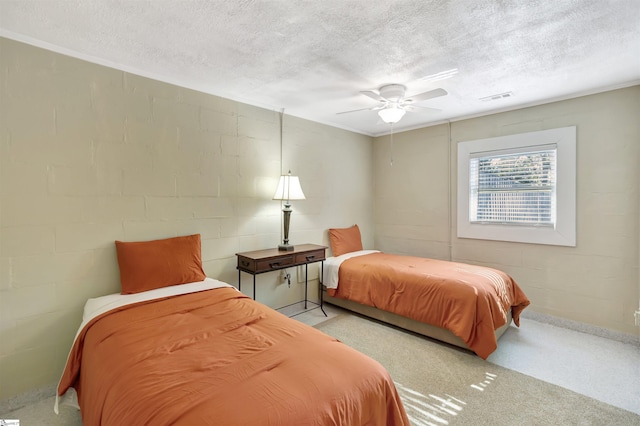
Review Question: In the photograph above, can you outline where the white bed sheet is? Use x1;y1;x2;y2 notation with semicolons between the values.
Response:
322;250;380;289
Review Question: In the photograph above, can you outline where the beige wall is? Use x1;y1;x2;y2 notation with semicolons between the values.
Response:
373;125;452;259
0;38;374;399
374;86;640;337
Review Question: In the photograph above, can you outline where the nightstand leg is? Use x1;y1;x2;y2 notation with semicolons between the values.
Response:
253;275;256;300
304;264;308;309
319;261;327;316
319;303;327;316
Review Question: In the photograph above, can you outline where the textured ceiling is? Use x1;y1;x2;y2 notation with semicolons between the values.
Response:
1;0;639;136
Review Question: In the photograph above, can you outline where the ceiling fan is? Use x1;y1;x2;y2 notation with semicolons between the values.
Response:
338;84;447;124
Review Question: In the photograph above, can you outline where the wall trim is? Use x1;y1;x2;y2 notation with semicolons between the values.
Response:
521;311;640;347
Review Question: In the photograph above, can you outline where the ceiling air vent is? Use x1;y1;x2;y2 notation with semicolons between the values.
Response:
479;92;514;102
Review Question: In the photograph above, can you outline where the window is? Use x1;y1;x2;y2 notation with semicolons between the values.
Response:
457;127;576;246
470;145;556;226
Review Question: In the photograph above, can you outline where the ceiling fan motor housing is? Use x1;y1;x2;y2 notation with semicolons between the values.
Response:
379;84;407;102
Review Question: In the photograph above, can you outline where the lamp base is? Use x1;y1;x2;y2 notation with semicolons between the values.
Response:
278;243;294;252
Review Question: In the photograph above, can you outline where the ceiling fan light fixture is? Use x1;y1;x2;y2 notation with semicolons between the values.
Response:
378;106;406;124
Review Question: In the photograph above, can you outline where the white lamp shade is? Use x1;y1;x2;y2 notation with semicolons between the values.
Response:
378;106;406;124
273;173;305;201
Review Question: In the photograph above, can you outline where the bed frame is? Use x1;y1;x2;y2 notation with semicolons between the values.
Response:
323;290;512;352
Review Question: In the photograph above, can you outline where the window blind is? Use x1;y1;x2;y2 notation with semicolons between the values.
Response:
469;145;557;226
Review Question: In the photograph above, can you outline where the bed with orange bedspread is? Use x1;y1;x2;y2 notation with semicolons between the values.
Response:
56;278;409;425
323;251;530;359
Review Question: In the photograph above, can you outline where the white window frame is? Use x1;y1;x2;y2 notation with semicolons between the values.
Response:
457;126;576;246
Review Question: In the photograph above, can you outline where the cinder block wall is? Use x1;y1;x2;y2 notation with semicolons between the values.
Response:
0;37;374;399
373;86;640;336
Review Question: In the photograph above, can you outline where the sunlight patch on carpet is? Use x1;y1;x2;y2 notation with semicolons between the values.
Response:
470;372;497;391
394;382;465;425
395;372;499;425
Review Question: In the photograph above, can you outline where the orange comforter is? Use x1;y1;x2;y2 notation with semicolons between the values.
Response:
58;287;409;425
328;253;530;359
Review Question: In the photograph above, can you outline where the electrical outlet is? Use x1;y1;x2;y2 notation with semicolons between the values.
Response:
635;310;640;327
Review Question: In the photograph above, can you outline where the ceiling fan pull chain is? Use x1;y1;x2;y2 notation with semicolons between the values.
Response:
390;124;394;166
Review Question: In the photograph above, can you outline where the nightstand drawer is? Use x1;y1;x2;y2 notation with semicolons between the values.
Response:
295;249;325;264
254;256;294;273
236;256;254;272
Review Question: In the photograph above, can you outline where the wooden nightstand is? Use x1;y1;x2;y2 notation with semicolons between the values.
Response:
236;244;327;316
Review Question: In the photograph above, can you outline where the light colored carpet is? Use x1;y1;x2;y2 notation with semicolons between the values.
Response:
314;312;640;426
1;396;80;426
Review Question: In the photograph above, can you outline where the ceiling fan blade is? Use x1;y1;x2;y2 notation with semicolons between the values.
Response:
336;104;386;115
405;105;441;113
361;90;385;102
406;88;447;103
336;107;371;115
336;106;375;115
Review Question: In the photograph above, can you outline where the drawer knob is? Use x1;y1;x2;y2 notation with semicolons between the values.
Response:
241;260;250;267
306;255;315;260
269;262;281;269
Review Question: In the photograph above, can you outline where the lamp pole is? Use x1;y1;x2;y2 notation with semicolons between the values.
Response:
279;200;293;251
